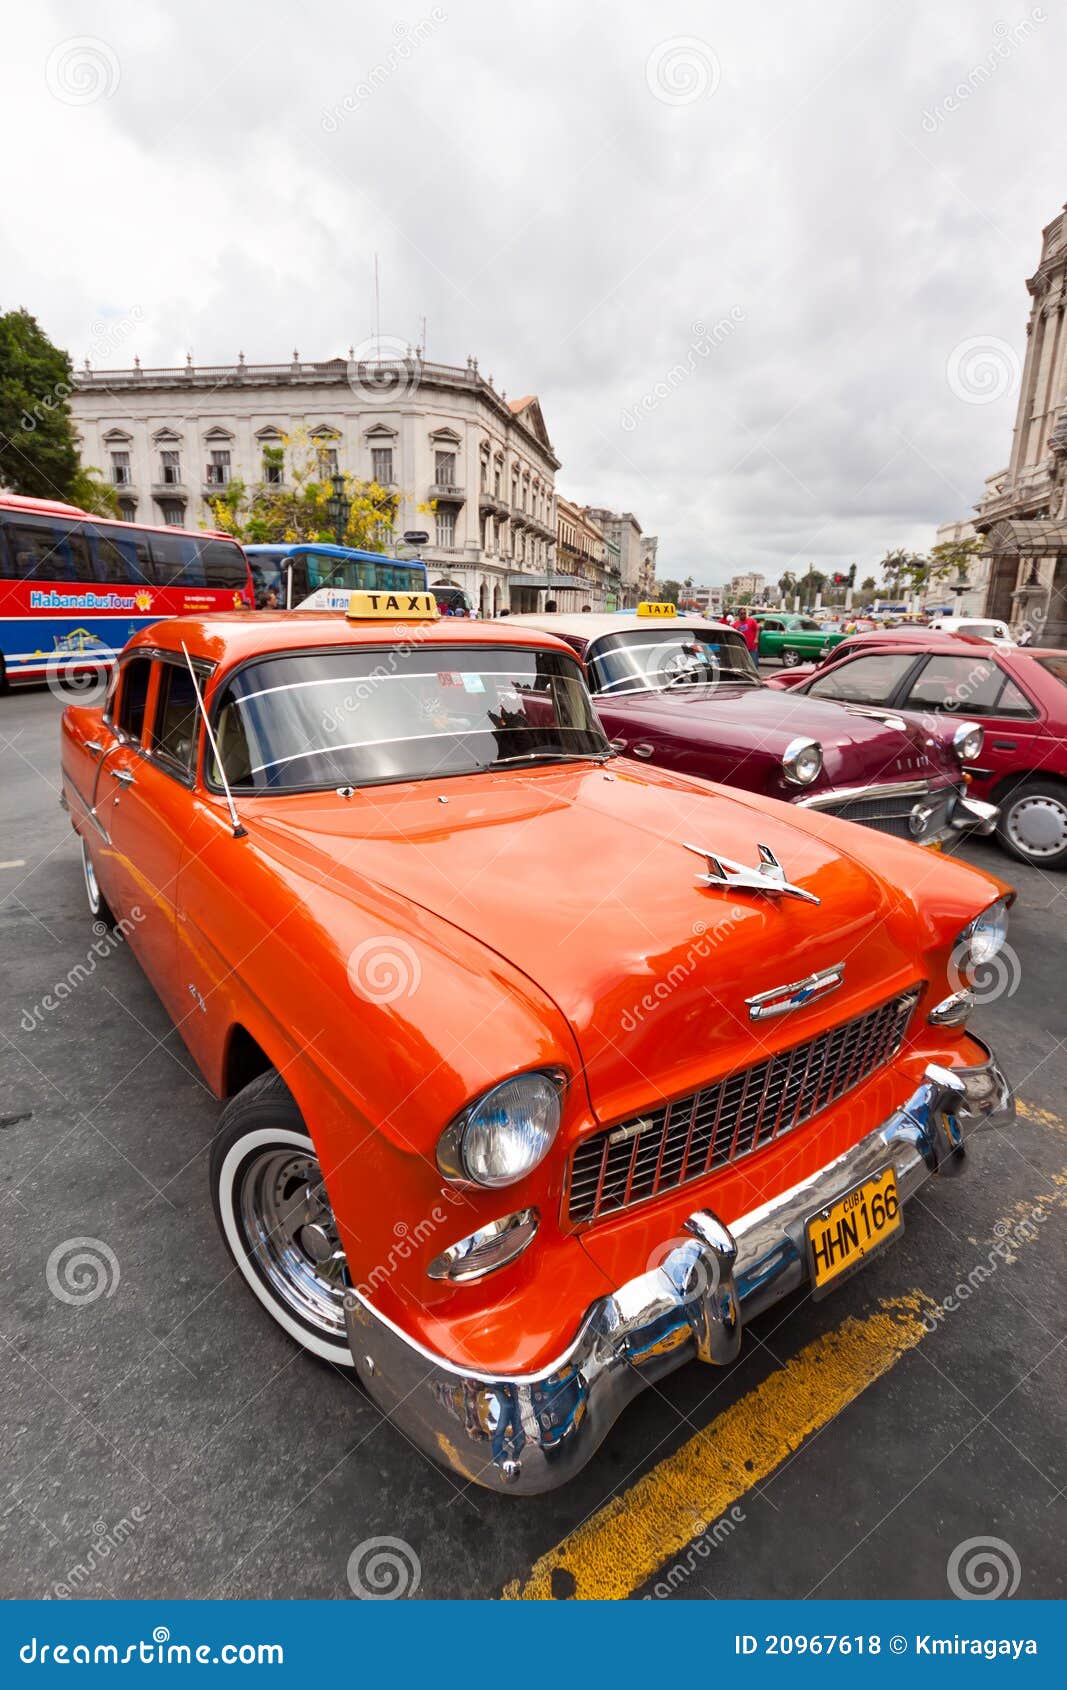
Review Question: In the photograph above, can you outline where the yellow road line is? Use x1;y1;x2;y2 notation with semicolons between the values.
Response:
502;1291;935;1601
1016;1098;1067;1134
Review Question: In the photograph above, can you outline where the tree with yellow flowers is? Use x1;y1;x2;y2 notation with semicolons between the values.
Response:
206;427;424;550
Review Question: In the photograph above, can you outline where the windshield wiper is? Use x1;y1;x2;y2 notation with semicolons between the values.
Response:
482;748;616;770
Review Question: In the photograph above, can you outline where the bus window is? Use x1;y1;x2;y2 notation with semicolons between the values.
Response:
2;516;94;583
91;524;155;586
199;539;250;590
151;532;203;588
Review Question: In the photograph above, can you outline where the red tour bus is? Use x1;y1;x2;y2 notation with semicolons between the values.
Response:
0;493;253;690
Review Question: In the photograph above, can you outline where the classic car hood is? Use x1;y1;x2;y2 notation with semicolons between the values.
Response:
597;685;956;790
247;761;940;1125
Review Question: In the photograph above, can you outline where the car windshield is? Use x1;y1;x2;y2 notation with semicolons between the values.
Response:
586;626;759;696
209;644;610;791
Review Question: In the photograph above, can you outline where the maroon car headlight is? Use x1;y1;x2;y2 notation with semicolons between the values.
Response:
437;1072;564;1187
781;736;823;786
952;721;984;763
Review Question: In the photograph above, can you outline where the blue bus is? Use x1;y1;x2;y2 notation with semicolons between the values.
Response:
244;544;429;609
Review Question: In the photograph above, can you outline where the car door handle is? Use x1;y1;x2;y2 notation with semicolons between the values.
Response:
992;740;1017;751
85;739;104;756
632;743;654;759
114;768;136;787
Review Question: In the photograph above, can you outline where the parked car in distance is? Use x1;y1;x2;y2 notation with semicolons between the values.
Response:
507;607;996;850
780;635;1067;867
928;616;1016;646
750;610;848;666
60;595;1014;1494
766;625;965;691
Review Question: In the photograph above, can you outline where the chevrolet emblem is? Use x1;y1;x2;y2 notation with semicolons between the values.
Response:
746;963;846;1020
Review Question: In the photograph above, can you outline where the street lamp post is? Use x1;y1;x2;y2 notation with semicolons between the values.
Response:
326;472;351;547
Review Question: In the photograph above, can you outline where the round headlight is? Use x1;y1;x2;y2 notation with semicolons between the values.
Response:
438;1072;563;1188
957;896;1010;968
953;721;984;763
781;736;823;786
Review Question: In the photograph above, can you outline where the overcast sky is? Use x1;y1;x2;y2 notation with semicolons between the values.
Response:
3;0;1064;587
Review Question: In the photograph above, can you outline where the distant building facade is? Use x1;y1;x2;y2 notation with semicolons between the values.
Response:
729;570;766;602
639;535;659;599
585;508;643;608
973;203;1067;642
554;497;611;610
71;352;560;616
931;518;991;617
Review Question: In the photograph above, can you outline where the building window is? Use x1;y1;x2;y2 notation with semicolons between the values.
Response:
117;499;136;523
160;450;182;486
316;445;339;480
435;508;456;548
479;456;489;493
262;445;284;486
158;499;185;526
371;446;393;485
493;464;502;498
206;449;230;487
110;451;131;486
434;450;456;487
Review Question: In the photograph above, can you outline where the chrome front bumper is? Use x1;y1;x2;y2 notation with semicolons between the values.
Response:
344;1045;1013;1495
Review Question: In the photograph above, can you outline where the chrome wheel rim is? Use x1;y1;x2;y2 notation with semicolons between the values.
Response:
81;840;101;915
236;1147;348;1339
1006;793;1067;859
783;649;800;666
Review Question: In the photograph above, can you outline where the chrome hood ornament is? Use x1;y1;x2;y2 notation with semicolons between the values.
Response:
683;841;820;905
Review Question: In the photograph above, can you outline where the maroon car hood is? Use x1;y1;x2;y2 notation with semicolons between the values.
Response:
595;684;958;794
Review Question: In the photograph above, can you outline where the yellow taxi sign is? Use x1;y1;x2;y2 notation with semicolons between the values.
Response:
636;601;677;618
345;590;439;622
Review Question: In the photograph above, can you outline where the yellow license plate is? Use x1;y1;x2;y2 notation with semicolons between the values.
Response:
806;1167;902;1295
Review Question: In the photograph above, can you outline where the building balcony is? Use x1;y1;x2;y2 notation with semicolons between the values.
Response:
479;490;507;515
151;481;188;498
202;476;231;496
429;481;465;504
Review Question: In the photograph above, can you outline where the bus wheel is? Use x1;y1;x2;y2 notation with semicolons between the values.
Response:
81;837;116;927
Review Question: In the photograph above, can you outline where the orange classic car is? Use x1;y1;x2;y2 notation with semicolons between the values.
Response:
60;595;1015;1494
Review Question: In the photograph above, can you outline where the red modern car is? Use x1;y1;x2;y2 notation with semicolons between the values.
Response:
773;635;1067;868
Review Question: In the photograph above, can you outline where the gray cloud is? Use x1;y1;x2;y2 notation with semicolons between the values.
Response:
4;0;1062;586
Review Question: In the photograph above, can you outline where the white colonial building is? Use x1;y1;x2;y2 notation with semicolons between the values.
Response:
70;351;560;615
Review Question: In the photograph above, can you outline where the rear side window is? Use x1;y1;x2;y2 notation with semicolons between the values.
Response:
1;517;94;583
200;539;248;590
117;657;152;740
807;652;919;704
1037;656;1067;690
902;655;1004;712
91;524;154;586
151;662;201;775
150;532;204;588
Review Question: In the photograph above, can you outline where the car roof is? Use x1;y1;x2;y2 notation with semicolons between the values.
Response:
126;610;577;676
504;613;733;642
831;634;1058;658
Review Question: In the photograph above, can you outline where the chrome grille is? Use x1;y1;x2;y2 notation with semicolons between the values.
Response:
568;987;921;1223
816;785;953;841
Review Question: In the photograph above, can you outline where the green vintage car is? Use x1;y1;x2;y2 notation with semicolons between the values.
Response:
752;613;847;667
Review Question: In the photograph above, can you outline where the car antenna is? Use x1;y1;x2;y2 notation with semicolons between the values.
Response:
181;641;247;839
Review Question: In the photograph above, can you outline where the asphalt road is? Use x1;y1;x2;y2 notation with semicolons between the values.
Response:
1;684;1065;1602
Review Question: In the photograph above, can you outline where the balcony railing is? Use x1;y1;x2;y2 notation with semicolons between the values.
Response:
151;481;188;497
430;481;465;502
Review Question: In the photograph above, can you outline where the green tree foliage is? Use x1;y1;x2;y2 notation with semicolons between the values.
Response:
208;428;408;549
0;307;79;497
69;464;121;516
